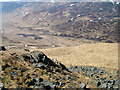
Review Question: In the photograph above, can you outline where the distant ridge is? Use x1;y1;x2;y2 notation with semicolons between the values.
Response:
1;2;27;13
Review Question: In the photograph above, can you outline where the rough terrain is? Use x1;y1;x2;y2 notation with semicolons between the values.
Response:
0;43;119;89
0;2;119;89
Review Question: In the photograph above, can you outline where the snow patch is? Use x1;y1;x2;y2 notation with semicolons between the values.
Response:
98;18;101;20
110;19;113;21
50;0;55;3
109;0;114;4
100;8;103;11
113;8;116;11
25;12;28;15
39;18;43;21
96;36;99;39
77;14;80;17
116;2;119;4
25;45;28;47
70;4;74;7
89;20;93;22
101;0;107;1
70;18;74;21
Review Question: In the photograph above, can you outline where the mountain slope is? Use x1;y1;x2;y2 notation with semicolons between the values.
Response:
2;2;120;48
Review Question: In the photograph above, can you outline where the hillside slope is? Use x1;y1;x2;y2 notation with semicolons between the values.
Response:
0;43;119;88
40;43;118;69
2;2;119;47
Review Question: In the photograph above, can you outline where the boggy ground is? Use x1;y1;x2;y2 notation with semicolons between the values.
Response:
0;43;119;89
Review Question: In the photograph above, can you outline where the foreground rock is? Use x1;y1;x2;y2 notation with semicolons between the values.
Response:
0;51;79;89
23;51;70;72
0;50;119;89
69;66;119;88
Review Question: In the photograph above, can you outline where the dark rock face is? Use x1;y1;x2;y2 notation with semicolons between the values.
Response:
35;78;43;83
26;78;36;87
23;51;69;72
96;82;101;87
2;64;11;70
105;40;113;43
30;51;47;63
0;46;6;51
24;49;30;52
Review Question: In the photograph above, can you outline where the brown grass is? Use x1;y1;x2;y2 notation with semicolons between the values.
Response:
37;43;118;69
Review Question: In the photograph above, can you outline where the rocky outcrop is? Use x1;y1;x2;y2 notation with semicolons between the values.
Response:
0;51;77;89
22;51;69;72
0;50;119;89
69;66;119;88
